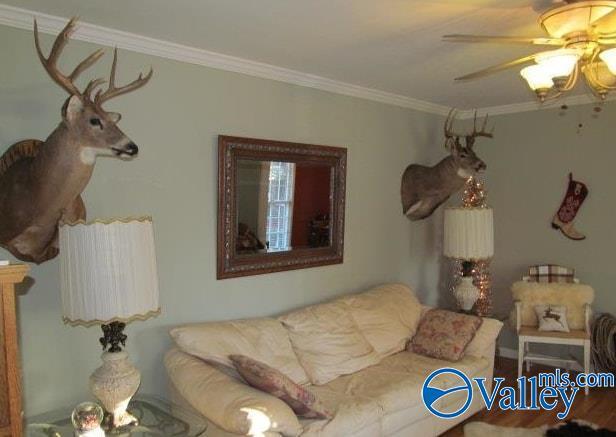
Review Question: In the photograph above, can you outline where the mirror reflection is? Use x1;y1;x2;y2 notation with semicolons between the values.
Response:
236;159;332;254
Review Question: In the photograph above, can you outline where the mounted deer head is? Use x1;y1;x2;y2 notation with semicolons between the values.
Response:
443;109;492;177
34;18;152;162
401;109;493;220
0;17;153;263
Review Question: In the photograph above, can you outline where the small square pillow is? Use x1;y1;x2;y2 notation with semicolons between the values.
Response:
409;309;482;361
229;354;332;420
535;305;570;332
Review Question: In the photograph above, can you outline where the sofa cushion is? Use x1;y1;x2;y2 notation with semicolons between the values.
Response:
298;351;490;437
511;281;593;330
338;283;422;358
410;309;482;361
279;300;381;385
229;354;332;420
465;317;503;358
169;318;309;384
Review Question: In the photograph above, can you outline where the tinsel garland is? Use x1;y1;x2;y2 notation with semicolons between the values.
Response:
451;177;493;317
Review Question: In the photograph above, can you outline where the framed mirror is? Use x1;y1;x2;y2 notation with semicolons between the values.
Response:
217;136;347;279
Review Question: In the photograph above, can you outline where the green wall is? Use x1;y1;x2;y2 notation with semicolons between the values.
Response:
0;24;444;416
477;103;616;352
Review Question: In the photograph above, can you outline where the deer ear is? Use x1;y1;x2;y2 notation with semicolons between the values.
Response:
107;112;122;124
61;95;84;122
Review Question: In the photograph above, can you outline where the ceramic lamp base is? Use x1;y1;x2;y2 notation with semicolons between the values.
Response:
89;351;141;428
454;277;480;313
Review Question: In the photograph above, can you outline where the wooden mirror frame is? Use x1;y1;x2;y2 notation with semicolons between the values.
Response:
217;136;347;279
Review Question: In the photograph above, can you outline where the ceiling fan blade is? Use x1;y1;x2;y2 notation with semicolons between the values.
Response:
455;54;538;81
591;9;616;34
598;37;616;45
443;34;565;45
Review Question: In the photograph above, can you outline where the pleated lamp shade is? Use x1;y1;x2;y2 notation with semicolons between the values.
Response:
59;217;160;326
443;207;494;260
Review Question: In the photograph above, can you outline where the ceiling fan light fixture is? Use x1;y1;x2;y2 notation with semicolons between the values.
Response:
520;64;554;92
599;47;616;74
535;49;580;79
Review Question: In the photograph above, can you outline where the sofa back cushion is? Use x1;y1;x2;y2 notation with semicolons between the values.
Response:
170;318;309;384
510;281;594;330
339;283;422;358
279;300;381;385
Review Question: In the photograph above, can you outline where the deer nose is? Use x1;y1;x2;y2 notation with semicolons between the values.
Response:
125;143;139;156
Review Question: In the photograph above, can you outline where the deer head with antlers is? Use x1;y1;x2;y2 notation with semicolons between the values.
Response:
0;18;152;263
401;109;493;221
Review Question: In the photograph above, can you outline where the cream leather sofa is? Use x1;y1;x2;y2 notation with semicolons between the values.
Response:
165;284;502;437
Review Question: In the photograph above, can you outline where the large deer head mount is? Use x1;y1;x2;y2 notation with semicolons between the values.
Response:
400;109;493;221
0;18;153;263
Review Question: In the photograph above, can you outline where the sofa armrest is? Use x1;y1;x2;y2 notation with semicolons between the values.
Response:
164;348;301;437
465;317;503;360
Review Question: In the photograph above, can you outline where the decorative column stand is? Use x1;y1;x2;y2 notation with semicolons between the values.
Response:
0;264;29;437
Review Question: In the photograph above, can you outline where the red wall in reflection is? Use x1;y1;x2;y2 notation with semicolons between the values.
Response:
291;166;331;247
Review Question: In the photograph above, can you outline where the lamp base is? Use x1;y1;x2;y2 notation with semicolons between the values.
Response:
89;350;141;428
454;277;480;312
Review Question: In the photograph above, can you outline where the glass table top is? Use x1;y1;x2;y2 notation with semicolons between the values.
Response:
26;395;208;436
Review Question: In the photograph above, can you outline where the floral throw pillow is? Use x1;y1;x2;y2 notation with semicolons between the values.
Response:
409;309;483;361
229;354;332;420
535;305;570;332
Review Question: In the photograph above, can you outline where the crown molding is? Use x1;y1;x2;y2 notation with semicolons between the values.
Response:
0;3;451;116
0;3;613;118
456;93;616;119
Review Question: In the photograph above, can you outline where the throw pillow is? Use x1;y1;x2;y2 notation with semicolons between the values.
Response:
409;309;483;361
229;354;332;420
535;305;570;332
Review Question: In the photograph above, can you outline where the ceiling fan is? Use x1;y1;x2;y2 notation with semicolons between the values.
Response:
444;0;616;102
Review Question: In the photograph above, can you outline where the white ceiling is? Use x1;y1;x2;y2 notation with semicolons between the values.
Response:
0;0;595;110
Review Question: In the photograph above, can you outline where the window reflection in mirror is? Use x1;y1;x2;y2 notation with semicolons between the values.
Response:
236;159;332;254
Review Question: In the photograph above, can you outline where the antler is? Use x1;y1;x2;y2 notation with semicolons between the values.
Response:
470;111;494;139
443;108;467;150
443;108;494;150
94;48;153;107
34;17;105;97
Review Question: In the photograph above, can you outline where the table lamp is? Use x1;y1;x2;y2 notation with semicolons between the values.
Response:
59;217;160;428
444;206;494;315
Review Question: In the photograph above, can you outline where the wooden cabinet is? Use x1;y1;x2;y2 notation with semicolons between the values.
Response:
0;265;28;437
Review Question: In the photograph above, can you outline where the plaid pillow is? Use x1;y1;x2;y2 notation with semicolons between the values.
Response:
525;265;575;284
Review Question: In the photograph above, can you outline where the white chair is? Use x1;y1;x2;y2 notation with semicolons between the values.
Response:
512;278;594;395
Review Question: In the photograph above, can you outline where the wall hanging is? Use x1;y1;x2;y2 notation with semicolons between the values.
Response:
217;136;346;279
401;109;493;221
0;18;153;263
552;172;588;240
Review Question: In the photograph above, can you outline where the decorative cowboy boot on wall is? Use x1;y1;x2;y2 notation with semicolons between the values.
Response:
552;173;589;241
